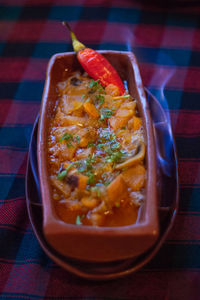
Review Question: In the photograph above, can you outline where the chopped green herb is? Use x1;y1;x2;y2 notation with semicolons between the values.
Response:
121;126;126;130
111;142;121;150
106;150;125;164
89;79;99;89
115;202;120;208
76;215;82;225
78;166;86;173
75;135;81;143
111;133;117;141
76;214;85;225
104;181;111;186
59;133;73;143
65;163;74;172
89;79;104;93
87;142;95;148
66;142;74;148
104;147;113;155
96;94;105;105
74;161;82;168
99;129;111;140
57;163;74;180
87;173;96;185
97;143;105;149
91;186;101;197
85;154;95;169
59;133;79;148
57;169;67;180
100;108;113;121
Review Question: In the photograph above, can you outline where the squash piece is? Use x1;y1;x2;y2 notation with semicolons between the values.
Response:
106;174;127;205
121;164;145;191
59;143;77;160
105;84;120;97
116;108;134;119
53;127;75;142
83;102;99;118
66;171;88;191
109;116;127;131
110;101;136;131
79;137;89;147
60;115;87;127
81;197;99;209
77;173;88;190
61;95;75;115
133;116;142;131
121;101;136;111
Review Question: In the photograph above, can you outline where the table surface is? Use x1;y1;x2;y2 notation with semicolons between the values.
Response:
0;0;200;299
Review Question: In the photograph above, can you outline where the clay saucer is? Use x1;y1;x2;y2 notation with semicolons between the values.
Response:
25;89;179;280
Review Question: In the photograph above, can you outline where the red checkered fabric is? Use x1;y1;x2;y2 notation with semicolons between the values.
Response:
0;0;200;299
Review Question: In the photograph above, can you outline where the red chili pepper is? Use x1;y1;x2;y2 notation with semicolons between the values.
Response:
63;22;125;95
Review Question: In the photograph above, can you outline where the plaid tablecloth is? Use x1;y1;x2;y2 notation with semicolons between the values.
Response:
1;0;200;299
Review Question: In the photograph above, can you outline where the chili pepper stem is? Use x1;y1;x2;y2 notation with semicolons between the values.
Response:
62;21;85;53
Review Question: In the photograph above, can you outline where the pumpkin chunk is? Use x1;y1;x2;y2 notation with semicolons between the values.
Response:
83;102;99;118
121;164;145;191
107;174;127;205
105;84;120;97
133;116;142;131
109;116;128;131
77;173;88;190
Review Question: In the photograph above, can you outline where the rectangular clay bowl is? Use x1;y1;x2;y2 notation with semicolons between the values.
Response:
37;51;159;262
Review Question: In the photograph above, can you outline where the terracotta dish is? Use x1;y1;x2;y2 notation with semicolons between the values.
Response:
37;51;159;262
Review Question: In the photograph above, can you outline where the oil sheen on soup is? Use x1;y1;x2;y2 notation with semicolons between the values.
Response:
47;72;146;227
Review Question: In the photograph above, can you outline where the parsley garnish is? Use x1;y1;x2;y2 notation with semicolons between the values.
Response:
106;150;125;164
59;133;73;143
111;142;121;150
89;79;104;93
57;163;74;180
87;142;95;148
100;108;113;121
59;133;80;147
96;94;105;105
66;142;73;148
91;186;101;197
78;166;86;173
57;169;67;180
76;215;85;225
75;155;96;185
75;135;80;143
86;154;95;168
87;172;96;185
89;79;99;88
59;133;74;148
104;181;111;186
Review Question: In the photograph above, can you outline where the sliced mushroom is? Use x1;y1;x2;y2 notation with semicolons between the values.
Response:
115;141;145;170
